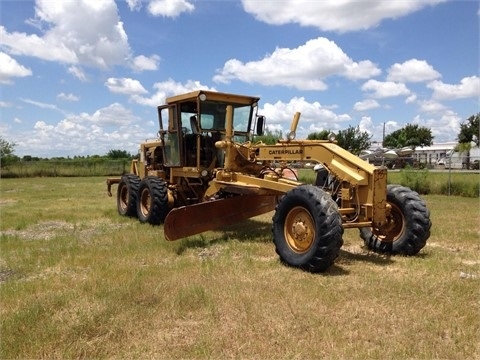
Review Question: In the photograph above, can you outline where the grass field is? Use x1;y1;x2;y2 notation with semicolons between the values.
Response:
1;177;479;359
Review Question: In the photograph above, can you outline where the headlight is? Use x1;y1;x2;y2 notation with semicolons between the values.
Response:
328;133;336;142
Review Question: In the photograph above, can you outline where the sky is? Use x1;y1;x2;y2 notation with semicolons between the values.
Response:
0;0;478;158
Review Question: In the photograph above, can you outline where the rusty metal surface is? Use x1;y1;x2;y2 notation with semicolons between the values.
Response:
372;167;388;227
164;195;277;241
106;177;120;197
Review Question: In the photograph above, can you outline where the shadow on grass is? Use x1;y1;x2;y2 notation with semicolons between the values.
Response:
323;264;350;276
172;219;423;277
174;218;272;255
318;250;396;276
337;248;395;267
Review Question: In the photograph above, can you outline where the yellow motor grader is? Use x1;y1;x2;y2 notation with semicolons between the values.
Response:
107;90;431;272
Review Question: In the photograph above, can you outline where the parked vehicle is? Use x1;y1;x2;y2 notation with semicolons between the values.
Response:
106;90;431;272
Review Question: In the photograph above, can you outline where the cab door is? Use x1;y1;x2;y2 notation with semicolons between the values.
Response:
157;104;181;167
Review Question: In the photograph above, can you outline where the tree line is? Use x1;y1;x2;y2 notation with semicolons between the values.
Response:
1;113;478;167
0;146;134;169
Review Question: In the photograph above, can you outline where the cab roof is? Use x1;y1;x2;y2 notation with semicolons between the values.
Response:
165;90;260;106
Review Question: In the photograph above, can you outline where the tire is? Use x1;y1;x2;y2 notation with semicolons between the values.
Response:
117;174;140;217
360;184;431;255
137;176;170;225
272;185;344;272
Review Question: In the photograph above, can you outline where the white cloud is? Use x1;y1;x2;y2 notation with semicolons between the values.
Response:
213;37;380;90
418;100;446;114
34;120;55;132
361;80;411;98
57;92;79;102
0;52;32;84
344;60;382;80
0;101;13;108
21;98;66;115
130;54;160;72
15;103;148;157
68;66;87;82
387;59;441;83
89;103;136;126
126;0;142;11
359;116;374;136
414;111;462;143
0;0;133;70
405;94;417;104
131;78;216;107
105;78;148;95
147;0;195;17
241;0;446;32
0;25;78;64
384;120;400;134
353;99;380;112
259;97;351;138
124;0;194;17
428;76;480;100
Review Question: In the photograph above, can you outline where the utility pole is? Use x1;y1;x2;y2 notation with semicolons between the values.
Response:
382;122;385;148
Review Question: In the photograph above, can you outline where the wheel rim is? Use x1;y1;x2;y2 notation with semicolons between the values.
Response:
284;206;315;253
119;184;128;211
139;188;151;217
377;203;405;242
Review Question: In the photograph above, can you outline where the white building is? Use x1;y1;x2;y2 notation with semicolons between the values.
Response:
413;142;456;165
366;142;479;169
413;142;480;169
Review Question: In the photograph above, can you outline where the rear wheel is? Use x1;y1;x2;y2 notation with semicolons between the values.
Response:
137;176;170;225
117;174;140;217
360;184;431;255
272;185;343;272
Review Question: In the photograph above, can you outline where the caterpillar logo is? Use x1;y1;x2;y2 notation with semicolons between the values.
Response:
268;149;303;155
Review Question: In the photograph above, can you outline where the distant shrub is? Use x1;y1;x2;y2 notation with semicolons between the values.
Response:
0;159;129;178
299;168;479;197
440;181;479;198
399;167;430;194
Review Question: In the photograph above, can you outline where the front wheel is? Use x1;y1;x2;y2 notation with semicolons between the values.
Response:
360;184;431;255
272;185;343;272
137;176;170;225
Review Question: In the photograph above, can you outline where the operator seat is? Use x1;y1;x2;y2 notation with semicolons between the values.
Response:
190;115;200;135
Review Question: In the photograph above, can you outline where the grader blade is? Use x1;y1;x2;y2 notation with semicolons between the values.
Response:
164;195;277;241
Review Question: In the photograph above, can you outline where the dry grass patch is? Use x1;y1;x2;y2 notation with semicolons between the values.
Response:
0;219;126;241
1;178;479;359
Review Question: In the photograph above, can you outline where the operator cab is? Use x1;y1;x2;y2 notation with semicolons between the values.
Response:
157;90;262;170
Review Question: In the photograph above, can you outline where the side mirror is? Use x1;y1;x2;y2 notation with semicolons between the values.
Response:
256;116;265;136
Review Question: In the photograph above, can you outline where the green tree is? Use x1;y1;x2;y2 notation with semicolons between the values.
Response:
383;124;433;149
335;126;371;155
458;113;479;146
106;149;132;159
307;130;330;140
456;113;479;169
307;127;371;155
0;137;19;168
22;155;42;161
255;129;282;145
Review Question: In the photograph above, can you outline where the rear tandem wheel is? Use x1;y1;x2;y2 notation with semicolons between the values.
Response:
272;185;344;272
117;174;140;217
137;176;170;225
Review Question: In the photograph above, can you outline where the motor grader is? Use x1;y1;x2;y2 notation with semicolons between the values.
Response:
107;90;431;272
